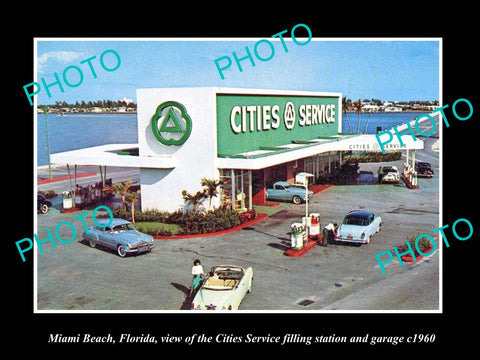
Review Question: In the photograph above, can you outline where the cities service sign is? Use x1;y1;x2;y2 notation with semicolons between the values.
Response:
151;101;192;146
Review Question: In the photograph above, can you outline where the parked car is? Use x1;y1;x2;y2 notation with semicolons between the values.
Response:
416;161;434;178
336;210;382;245
82;218;155;257
191;265;253;310
382;165;400;184
37;194;52;214
266;181;313;204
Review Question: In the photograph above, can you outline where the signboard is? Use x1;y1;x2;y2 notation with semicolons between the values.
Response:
216;94;339;156
151;101;192;146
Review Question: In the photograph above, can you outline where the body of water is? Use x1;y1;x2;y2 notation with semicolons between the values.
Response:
37;113;138;166
36;112;424;166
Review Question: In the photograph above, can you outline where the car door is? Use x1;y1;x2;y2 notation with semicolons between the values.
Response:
268;184;283;200
366;214;377;237
98;226;116;250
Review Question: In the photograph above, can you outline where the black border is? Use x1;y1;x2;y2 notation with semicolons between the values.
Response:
8;4;478;354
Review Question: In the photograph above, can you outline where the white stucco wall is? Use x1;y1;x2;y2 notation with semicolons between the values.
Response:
136;87;219;212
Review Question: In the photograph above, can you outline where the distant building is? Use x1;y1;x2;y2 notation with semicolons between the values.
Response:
119;97;133;105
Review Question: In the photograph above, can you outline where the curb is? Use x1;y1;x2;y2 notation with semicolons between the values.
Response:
38;172;97;185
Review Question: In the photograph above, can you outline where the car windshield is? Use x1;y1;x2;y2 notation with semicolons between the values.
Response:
111;223;135;232
343;216;369;226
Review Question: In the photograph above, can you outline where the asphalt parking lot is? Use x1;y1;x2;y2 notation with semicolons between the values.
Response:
36;137;439;312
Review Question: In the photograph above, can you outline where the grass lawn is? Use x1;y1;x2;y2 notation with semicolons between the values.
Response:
134;221;182;235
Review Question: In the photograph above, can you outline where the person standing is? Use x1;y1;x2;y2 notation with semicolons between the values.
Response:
377;166;384;183
190;259;205;297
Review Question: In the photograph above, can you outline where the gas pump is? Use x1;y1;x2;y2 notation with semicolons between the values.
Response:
290;223;306;250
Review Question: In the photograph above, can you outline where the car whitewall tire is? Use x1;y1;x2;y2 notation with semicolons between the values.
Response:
117;245;127;257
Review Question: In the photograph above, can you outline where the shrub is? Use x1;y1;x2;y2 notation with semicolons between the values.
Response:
399;235;432;256
112;205;242;235
176;207;241;235
344;151;402;163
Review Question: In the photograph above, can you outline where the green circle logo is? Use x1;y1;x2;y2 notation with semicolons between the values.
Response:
151;101;192;146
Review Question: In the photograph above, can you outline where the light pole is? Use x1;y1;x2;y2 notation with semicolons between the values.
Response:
43;106;52;179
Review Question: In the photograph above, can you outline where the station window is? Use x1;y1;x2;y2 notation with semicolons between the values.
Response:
219;169;252;211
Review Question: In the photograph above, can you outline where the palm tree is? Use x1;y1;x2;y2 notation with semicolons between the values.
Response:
342;97;352;132
125;190;140;223
181;190;206;213
201;177;224;210
112;180;132;209
354;99;363;133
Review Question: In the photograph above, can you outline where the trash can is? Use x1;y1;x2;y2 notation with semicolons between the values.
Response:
291;223;306;250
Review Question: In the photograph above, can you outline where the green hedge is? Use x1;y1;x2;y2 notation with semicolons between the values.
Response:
112;206;242;235
344;151;402;163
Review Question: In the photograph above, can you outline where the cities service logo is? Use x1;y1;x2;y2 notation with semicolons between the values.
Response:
284;102;296;130
151;101;192;146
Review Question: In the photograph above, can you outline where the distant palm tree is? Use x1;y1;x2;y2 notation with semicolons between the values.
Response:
201;177;224;210
354;99;363;133
181;190;206;213
342;97;352;132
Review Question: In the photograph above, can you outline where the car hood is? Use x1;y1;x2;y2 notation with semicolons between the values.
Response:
338;224;366;237
118;231;153;244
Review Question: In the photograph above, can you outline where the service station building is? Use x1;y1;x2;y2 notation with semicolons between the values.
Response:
51;87;423;212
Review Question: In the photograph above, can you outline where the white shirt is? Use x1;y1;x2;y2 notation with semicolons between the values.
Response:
325;223;335;230
192;264;204;276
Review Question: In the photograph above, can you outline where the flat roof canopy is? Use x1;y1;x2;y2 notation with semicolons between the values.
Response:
50;135;423;171
218;133;424;170
50;143;176;169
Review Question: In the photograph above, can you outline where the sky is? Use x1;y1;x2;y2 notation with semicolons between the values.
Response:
33;38;440;105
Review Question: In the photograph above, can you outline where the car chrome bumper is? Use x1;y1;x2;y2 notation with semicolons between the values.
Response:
127;242;155;254
335;237;367;244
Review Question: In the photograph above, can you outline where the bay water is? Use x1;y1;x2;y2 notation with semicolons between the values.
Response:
36;111;423;166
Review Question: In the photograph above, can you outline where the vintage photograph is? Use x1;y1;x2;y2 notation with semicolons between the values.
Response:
31;37;442;312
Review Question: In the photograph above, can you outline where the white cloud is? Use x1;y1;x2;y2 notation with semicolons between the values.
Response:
37;50;85;73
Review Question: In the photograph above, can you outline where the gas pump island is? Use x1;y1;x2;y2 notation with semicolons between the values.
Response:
285;172;322;257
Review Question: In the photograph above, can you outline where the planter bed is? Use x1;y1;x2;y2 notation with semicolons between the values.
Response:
401;246;434;262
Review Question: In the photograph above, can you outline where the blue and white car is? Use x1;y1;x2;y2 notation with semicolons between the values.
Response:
336;210;382;245
266;181;313;205
83;218;155;257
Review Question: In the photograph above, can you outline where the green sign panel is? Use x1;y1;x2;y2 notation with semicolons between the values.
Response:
216;94;339;156
151;101;192;146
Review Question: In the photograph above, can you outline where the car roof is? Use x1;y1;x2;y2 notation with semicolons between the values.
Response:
274;181;293;186
345;210;372;218
96;218;131;226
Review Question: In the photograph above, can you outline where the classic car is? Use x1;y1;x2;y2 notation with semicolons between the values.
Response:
37;194;52;214
381;165;400;184
336;210;382;244
191;265;253;310
415;161;434;178
266;181;313;204
82;218;155;257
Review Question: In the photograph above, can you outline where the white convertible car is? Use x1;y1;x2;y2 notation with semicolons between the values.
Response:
191;265;253;310
336;210;382;245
